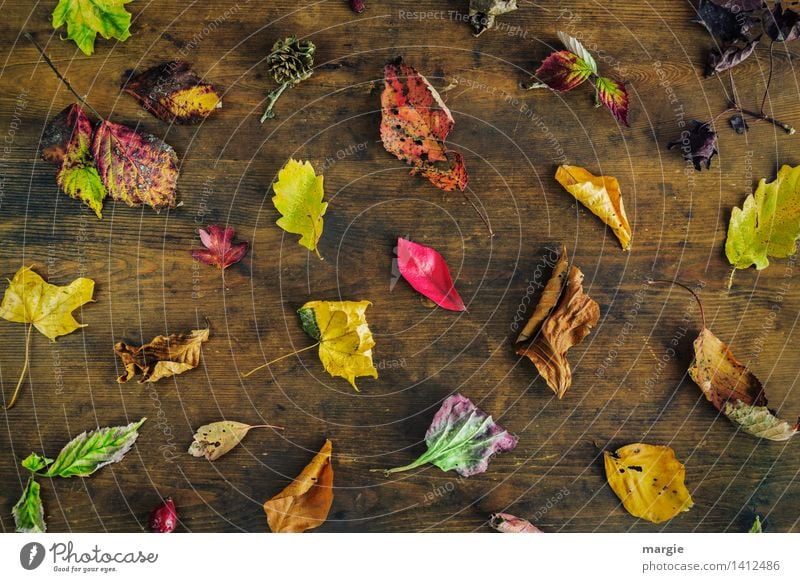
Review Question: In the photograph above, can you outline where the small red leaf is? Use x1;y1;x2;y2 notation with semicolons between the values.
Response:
535;51;593;92
596;76;630;126
380;58;468;192
191;225;249;270
91;120;179;210
397;238;466;311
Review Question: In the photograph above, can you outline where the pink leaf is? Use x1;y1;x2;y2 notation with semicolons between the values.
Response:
397;238;466;311
192;225;249;270
490;513;543;533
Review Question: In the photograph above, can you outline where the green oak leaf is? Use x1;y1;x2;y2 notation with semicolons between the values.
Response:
52;0;134;56
44;418;146;478
12;477;46;533
21;452;54;473
272;159;327;258
726;164;800;272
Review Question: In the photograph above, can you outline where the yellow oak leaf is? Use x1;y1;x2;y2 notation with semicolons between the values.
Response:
298;300;378;391
264;439;333;533
0;266;95;408
272;159;327;258
604;443;693;524
555;165;632;250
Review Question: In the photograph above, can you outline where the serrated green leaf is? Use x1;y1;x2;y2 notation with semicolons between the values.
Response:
52;0;133;56
21;453;54;473
557;31;598;75
726;164;800;272
12;477;45;533
44;418;146;478
724;401;798;441
272;159;327;258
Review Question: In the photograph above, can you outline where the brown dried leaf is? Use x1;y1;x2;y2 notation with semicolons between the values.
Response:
114;328;209;383
264;439;333;533
688;327;798;441
516;244;569;343
516;265;600;398
188;420;282;461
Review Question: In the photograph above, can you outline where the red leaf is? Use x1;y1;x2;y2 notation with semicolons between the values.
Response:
122;61;222;124
191;225;249;270
397;238;466;311
535;51;593;92
380;58;468;192
596;77;630;126
91;120;179;210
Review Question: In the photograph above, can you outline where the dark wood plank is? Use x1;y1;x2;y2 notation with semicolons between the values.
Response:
0;0;798;533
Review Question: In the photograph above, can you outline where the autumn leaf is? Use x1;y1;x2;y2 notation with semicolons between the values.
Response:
381;58;468;192
531;50;594;92
188;420;283;461
191;225;249;270
92;120;179;211
376;393;517;477
489;512;543;533
43;418;146;478
764;2;800;42
689;327;798;441
397;238;466;311
298;300;378;390
516;263;600;399
264;439;333;533
468;0;518;36
667;120;718;171
516;245;568;343
595;77;630;126
12;477;45;533
604;443;694;524
52;0;133;56
749;515;763;533
114;328;209;383
122;61;222;124
272;159;327;258
725;164;800;273
555;165;632;250
40;104;107;218
0;266;95;408
706;38;759;76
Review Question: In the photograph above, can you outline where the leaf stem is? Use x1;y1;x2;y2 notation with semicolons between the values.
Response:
260;82;291;122
760;40;775;115
24;33;104;120
462;191;494;237
6;324;33;410
241;341;320;378
249;424;285;431
738;107;795;135
647;279;706;330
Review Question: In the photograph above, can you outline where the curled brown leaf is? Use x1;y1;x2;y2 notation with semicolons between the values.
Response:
516;245;569;344
115;328;209;383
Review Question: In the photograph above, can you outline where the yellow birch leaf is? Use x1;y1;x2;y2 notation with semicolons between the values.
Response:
272;159;327;258
555;165;632;250
298;300;378;391
264;439;333;533
604;443;693;524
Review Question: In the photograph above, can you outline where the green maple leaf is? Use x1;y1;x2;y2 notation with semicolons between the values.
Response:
726;164;800;272
52;0;134;56
272;158;327;258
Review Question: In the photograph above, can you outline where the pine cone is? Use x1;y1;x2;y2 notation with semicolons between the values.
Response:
267;36;316;86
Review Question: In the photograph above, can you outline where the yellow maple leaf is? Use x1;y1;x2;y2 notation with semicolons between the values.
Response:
0;266;94;408
604;443;693;524
298;300;378;391
272;158;327;258
555;165;632;250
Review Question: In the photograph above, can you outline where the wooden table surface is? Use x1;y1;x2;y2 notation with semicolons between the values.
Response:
0;0;798;533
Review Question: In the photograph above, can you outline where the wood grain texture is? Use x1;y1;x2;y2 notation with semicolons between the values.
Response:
0;0;799;533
